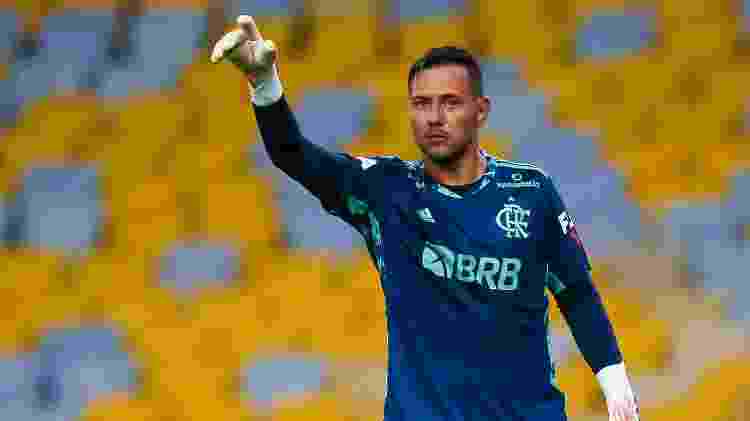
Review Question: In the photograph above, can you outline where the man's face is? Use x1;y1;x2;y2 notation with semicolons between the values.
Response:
409;64;490;165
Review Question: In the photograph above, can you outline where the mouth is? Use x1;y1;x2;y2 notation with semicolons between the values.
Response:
425;133;449;142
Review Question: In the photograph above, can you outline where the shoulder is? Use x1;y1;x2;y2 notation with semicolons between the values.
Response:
350;155;417;174
349;155;403;171
485;156;563;202
487;156;549;180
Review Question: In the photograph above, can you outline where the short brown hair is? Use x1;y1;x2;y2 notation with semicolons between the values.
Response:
408;46;484;97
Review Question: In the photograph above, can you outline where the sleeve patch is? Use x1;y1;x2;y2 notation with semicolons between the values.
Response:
558;211;574;235
356;157;377;170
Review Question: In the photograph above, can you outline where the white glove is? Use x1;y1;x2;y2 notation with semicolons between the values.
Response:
210;15;283;106
596;362;640;421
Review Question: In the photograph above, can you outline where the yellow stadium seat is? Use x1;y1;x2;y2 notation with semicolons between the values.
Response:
399;17;470;64
190;287;265;370
178;60;257;151
200;175;282;249
0;162;19;198
121;290;256;421
303;16;379;84
622;142;730;207
104;176;184;257
11;1;58;23
570;0;641;15
2;95;103;176
142;0;208;8
615;319;673;373
272;390;376;421
310;252;387;360
314;0;376;16
98;93;191;180
237;251;382;355
253;252;337;352
75;251;155;320
549;262;675;374
555;357;602;416
480;0;577;81
0;249;69;352
658;0;736;21
546;60;629;134
349;69;423;160
44;0;211;9
642;355;750;420
81;393;158;421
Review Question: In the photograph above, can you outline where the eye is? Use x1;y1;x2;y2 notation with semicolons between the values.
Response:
411;99;428;109
444;98;461;108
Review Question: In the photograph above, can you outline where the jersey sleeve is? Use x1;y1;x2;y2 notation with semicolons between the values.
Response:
252;95;388;226
541;174;592;292
541;174;623;373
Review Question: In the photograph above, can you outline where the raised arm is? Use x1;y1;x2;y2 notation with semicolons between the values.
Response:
210;15;388;222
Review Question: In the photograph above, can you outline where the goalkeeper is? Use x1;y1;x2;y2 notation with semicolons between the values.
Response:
212;15;640;421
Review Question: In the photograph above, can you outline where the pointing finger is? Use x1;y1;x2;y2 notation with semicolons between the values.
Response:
237;15;263;41
210;29;247;63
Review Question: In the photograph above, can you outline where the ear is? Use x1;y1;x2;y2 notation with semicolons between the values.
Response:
476;96;491;127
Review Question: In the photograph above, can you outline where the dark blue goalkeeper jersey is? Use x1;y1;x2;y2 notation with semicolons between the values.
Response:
254;97;622;421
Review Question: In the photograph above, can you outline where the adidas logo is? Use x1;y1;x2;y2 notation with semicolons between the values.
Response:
417;208;435;223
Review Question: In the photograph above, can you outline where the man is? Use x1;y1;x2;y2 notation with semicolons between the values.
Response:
211;15;640;421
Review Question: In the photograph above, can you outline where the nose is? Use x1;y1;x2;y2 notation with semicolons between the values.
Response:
427;103;446;126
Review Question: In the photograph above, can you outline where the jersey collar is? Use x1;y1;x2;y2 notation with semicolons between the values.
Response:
410;150;499;198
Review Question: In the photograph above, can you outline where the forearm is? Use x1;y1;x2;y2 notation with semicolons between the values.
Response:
555;279;622;373
250;71;346;205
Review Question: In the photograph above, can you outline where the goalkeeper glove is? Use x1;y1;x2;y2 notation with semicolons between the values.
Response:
597;362;640;421
210;15;283;105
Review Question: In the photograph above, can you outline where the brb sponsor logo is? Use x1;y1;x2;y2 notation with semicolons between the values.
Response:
421;242;522;291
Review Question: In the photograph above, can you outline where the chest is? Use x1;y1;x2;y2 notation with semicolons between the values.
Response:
396;185;547;258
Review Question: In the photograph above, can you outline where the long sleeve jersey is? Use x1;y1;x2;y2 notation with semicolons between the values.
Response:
253;95;622;421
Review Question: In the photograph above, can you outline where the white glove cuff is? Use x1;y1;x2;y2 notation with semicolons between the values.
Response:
596;362;632;400
251;64;283;106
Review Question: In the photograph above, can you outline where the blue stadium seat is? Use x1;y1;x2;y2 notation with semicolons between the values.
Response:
159;240;239;293
392;0;466;20
662;203;726;266
512;127;643;257
483;88;549;143
251;89;373;252
36;325;138;420
0;199;7;246
701;238;748;321
480;59;523;98
479;58;550;143
661;202;747;318
724;170;750;223
294;88;374;149
227;0;292;18
264;173;362;251
548;328;576;366
0;9;19;61
715;170;750;321
0;76;22;121
243;354;327;410
576;10;655;59
0;354;38;420
18;165;102;253
97;10;205;97
9;11;113;97
254;88;374;168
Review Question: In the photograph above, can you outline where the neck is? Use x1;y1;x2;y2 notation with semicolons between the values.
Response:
424;143;486;186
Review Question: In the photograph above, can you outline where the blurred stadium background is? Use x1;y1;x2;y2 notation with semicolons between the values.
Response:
0;0;749;419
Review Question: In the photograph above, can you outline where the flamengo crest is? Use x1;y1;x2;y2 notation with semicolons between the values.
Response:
496;203;531;239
